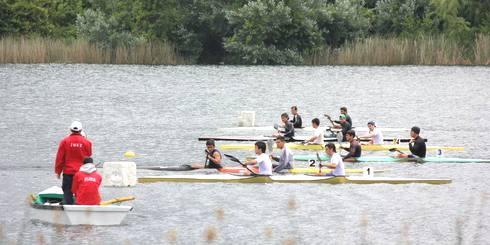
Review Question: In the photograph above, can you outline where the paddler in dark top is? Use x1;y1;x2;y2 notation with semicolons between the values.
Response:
205;140;222;169
326;114;351;141
276;112;295;141
397;126;426;158
290;106;302;128
341;130;361;161
340;107;352;127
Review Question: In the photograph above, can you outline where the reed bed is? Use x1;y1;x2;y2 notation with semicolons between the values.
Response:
0;36;186;65
306;35;490;65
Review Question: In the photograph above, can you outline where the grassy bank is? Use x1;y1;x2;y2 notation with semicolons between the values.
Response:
1;35;489;65
0;37;186;65
306;34;490;65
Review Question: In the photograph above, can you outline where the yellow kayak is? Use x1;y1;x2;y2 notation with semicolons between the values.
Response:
219;143;464;151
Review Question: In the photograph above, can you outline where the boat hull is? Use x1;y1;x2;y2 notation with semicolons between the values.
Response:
293;155;490;163
30;202;132;226
138;174;451;185
219;143;464;151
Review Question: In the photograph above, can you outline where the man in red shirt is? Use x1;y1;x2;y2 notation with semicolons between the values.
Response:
55;121;92;204
72;157;102;205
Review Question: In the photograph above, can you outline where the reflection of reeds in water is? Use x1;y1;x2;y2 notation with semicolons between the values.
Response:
36;232;46;245
165;229;177;244
0;36;186;65
359;211;368;245
205;225;217;243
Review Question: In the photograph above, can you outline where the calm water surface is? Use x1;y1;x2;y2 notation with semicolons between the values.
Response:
0;65;489;244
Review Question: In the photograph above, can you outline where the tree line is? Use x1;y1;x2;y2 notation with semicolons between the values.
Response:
1;0;489;64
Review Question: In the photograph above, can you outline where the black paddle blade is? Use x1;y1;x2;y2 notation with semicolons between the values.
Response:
388;148;397;152
224;154;241;163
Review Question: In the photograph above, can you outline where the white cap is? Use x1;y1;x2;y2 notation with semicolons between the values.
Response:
70;121;83;132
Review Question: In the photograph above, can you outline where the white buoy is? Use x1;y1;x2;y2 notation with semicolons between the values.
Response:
102;162;137;187
238;111;255;127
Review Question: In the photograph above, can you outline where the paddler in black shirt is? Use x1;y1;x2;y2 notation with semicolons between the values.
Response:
341;130;361;161
325;114;351;141
290;106;302;128
397;126;426;158
276;113;295;141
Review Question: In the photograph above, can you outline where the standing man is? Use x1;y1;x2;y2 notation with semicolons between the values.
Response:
271;136;294;173
243;141;273;175
55;121;92;205
397;126;426;158
290;106;303;128
341;130;361;161
360;121;384;144
305;118;324;144
276;113;295;141
321;143;345;176
72;157;102;205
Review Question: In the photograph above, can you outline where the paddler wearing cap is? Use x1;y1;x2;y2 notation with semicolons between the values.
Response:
55;121;92;205
359;121;384;144
325;113;352;141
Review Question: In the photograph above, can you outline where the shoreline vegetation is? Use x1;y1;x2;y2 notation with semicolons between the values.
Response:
1;0;489;65
1;35;488;65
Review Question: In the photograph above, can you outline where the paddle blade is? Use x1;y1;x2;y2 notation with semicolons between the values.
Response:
388;148;398;152
224;154;241;163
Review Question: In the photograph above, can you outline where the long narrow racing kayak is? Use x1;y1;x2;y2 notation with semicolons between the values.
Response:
218;126;409;132
219;143;464;151
138;174;451;185
138;165;389;174
199;135;418;143
293;155;490;163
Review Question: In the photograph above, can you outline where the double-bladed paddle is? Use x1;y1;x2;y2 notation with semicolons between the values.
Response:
389;148;405;155
224;154;256;175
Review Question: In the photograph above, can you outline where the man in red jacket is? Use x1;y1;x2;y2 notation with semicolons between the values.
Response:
55;121;92;205
72;157;102;205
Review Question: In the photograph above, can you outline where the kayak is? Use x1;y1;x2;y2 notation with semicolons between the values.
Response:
293;155;490;163
218;126;410;132
138;174;451;185
199;135;418;143
138;165;389;174
29;186;133;226
219;143;464;151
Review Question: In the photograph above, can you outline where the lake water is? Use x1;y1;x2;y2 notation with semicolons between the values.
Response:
0;64;489;244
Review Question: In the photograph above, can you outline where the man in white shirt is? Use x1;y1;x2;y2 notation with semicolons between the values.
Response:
243;141;272;175
322;143;345;176
361;121;384;144
305;118;324;144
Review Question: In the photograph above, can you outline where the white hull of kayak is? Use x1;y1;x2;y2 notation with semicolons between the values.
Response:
30;203;132;226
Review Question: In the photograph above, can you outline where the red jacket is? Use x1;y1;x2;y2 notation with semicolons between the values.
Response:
72;164;102;205
55;133;92;175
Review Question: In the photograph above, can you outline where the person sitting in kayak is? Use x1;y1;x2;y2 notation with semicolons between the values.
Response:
321;143;345;176
243;141;272;175
204;140;223;169
305;118;324;144
290;106;302;128
274;113;295;141
340;107;352;127
397;126;426;158
325;114;351;141
341;130;361;162
359;121;384;144
72;157;102;205
271;136;294;173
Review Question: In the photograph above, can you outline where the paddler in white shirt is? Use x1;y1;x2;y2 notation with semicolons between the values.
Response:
360;121;384;144
305;118;324;144
321;143;345;176
243;141;273;175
